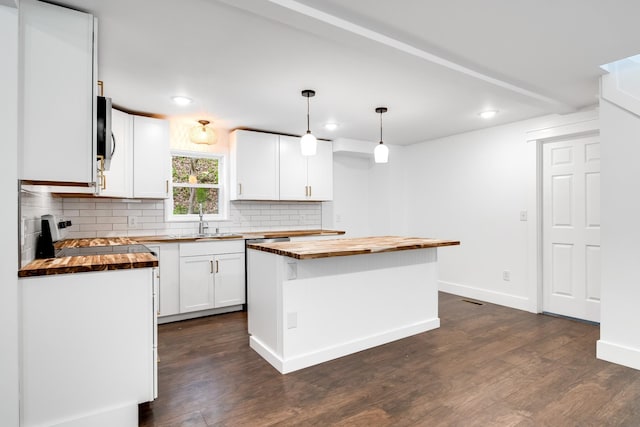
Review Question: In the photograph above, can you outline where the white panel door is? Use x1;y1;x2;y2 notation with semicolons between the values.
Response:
133;116;170;198
213;252;245;307
101;109;132;197
230;130;279;200
543;135;601;322
179;255;214;313
306;140;333;201
279;135;308;200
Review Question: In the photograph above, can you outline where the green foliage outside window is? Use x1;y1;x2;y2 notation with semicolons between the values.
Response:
171;154;221;216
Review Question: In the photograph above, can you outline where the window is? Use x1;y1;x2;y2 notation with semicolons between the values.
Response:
166;151;226;221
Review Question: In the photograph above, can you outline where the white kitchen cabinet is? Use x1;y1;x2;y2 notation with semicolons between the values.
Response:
179;254;215;313
100;108;133;197
19;0;97;185
100;112;170;198
230;130;279;200
179;240;245;313
21;268;155;426
133;116;170;198
280;135;333;201
214;252;246;307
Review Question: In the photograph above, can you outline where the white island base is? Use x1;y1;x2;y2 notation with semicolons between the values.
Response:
248;247;440;374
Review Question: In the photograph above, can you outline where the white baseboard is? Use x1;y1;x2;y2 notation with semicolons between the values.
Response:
50;402;137;427
439;280;532;312
597;340;640;371
250;318;440;374
158;305;243;324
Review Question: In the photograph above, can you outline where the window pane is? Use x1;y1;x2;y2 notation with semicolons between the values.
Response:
172;156;219;185
173;187;219;215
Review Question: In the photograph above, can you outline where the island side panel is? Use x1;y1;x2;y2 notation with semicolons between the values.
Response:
281;248;439;373
20;268;154;426
247;248;285;369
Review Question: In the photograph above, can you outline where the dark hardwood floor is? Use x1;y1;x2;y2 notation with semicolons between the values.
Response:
139;292;640;426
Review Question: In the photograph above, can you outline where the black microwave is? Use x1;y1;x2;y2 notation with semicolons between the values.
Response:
96;96;114;170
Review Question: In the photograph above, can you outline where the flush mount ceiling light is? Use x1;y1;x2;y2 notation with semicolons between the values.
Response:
374;107;389;164
324;122;339;131
171;96;193;106
479;109;498;119
300;89;317;156
189;119;216;145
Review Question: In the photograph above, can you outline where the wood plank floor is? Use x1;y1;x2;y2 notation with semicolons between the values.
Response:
139;292;640;426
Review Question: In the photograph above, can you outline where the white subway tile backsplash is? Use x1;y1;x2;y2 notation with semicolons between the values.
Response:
20;195;323;264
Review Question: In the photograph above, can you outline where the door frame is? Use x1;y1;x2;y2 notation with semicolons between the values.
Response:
525;111;599;314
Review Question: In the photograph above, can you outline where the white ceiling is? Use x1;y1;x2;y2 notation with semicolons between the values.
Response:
57;0;640;145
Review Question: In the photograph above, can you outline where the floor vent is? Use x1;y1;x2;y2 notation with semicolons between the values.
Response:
462;299;483;306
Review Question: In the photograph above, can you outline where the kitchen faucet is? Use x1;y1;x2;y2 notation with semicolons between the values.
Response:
198;203;208;236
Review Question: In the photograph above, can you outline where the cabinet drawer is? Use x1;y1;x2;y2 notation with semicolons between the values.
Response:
179;240;244;257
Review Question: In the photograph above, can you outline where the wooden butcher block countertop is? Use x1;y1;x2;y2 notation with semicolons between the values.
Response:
247;236;460;260
18;237;157;277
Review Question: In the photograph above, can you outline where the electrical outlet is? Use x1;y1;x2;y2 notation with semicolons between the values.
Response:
520;210;528;221
128;216;137;227
503;270;511;281
335;214;342;223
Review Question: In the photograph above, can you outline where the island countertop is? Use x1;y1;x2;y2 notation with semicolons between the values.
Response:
246;236;460;260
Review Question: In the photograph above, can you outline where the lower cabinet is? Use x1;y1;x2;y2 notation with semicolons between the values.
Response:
154;240;245;321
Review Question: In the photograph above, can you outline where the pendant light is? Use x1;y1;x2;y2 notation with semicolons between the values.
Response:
374;107;389;163
189;119;217;145
300;89;317;156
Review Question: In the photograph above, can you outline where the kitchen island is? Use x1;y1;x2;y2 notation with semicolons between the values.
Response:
246;236;460;373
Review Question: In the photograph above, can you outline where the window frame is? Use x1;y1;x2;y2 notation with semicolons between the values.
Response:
165;150;228;222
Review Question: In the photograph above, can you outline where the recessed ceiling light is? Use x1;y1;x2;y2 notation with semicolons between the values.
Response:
324;122;339;131
171;96;193;106
479;110;498;119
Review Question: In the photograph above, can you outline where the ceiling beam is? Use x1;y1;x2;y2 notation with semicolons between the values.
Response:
268;0;574;112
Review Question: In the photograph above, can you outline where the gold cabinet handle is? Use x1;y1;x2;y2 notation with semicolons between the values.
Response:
216;260;219;273
165;180;169;194
238;183;242;195
309;185;312;197
305;186;308;197
210;260;214;274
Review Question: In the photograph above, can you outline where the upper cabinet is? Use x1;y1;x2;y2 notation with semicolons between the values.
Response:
230;130;333;201
230;130;280;200
101;111;170;198
19;0;97;185
100;109;132;198
133;116;170;198
280;136;333;201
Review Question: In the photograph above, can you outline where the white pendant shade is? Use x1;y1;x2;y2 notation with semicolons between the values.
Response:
300;132;317;156
374;143;389;163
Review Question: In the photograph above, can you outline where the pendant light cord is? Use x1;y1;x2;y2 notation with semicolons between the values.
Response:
379;111;383;144
307;95;311;133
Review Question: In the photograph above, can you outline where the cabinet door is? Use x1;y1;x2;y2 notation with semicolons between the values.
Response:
179;255;214;313
101;109;132;197
279;135;308;200
230;130;279;200
133;116;170;198
306;140;333;201
20;0;96;184
214;253;246;308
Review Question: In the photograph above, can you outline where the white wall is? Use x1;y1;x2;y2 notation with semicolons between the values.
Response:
0;4;20;426
597;99;640;370
401;116;567;311
325;145;407;238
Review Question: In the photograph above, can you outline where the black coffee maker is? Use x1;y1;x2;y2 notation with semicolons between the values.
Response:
35;218;55;259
